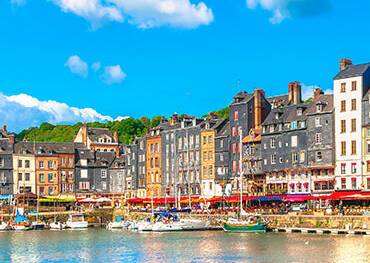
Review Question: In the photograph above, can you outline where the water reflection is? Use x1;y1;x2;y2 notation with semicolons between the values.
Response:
0;230;369;263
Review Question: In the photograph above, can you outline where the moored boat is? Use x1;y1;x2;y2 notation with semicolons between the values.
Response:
0;221;10;231
66;213;88;229
31;220;46;230
50;221;67;230
12;208;32;231
223;215;267;233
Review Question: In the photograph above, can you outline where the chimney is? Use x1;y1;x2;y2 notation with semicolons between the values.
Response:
293;81;302;105
2;125;7;134
288;82;294;104
8;134;15;145
340;58;352;71
314;88;324;101
253;89;264;128
81;124;88;146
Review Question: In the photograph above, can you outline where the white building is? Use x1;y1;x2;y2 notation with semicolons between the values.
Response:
333;59;370;190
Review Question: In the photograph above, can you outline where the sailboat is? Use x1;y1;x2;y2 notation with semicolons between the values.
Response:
12;207;32;230
223;132;266;233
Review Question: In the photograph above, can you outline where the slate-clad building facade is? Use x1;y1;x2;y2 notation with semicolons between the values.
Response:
0;126;14;195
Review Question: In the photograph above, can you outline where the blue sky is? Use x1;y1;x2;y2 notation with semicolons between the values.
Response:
0;0;369;132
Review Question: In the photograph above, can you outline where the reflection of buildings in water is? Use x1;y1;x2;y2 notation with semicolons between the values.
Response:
333;236;370;263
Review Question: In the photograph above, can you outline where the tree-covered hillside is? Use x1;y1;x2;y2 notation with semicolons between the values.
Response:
16;107;229;144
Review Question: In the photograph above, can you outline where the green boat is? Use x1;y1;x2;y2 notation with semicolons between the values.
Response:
223;215;267;233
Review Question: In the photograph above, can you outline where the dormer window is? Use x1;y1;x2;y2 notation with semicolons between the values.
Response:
316;104;323;112
297;108;303;116
275;112;280;120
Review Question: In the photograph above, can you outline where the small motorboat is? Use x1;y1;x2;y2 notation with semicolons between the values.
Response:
0;222;10;231
12;208;32;231
178;219;209;231
66;213;88;229
31;220;47;230
49;221;67;230
137;220;154;232
106;216;125;230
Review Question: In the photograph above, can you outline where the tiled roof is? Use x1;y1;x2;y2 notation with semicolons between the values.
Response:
334;63;370;80
14;142;75;155
0;140;13;154
305;94;334;115
87;127;117;143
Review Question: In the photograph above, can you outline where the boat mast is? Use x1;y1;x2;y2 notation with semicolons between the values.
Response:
239;130;243;214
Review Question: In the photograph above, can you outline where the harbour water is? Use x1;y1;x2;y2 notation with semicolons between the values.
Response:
0;230;369;263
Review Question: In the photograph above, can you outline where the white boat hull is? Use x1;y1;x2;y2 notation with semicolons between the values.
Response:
179;219;209;230
0;222;9;231
50;222;67;230
107;222;124;229
66;221;88;229
151;222;182;232
137;221;153;231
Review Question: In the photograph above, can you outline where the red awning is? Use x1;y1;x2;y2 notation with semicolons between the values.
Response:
326;190;362;200
283;195;317;202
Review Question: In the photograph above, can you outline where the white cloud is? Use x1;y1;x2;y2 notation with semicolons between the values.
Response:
109;0;214;29
301;84;332;101
115;116;129;121
0;92;127;132
101;65;126;84
11;0;27;6
92;62;101;72
246;0;331;24
51;0;213;29
53;0;123;28
64;55;89;78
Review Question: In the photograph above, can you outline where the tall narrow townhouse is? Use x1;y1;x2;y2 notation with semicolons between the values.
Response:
215;120;230;196
109;155;126;193
242;89;270;196
124;143;138;198
13;142;36;194
362;83;370;190
200;118;229;197
136;137;147;198
262;82;310;195
58;143;75;196
0;125;15;195
229;89;271;194
334;59;370;190
74;146;95;195
146;127;162;198
306;89;335;195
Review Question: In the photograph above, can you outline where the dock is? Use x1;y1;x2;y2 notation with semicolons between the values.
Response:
273;227;370;235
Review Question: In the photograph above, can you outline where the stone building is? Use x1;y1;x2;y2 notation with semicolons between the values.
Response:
262;82;310;195
146;127;162;198
214;120;230;196
0;125;14;195
13;142;37;194
74;146;95;194
306;89;335;194
109;155;126;193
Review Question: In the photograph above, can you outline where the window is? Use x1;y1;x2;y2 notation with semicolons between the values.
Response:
48;160;53;168
271;155;276;164
351;99;357;111
340;100;346;112
341;163;346;174
292;152;298;164
315;133;322;144
341;141;346;156
291;136;297;147
101;170;107;178
351;141;356;155
203;136;207;145
48;173;54;182
18;160;22;168
351;163;357;174
81;169;88;178
367;178;370;189
367;161;370;172
351;81;357;91
351;178;357;189
351;119;356;132
316;151;322;161
234;111;239;121
39;173;44;183
39;187;44;195
25;173;30;181
203;151;207;161
39;161;44;169
232;127;236;137
297;108;302;116
291;121;297;129
270;138;276;148
368;128;370;137
0;157;3;167
315;117;322;127
340;120;346;133
102;182;107;191
368;143;370;154
300;151;305;163
316;104;323;112
25;160;30;168
341;178;346;189
220;154;224;162
231;143;236;154
340;83;346;92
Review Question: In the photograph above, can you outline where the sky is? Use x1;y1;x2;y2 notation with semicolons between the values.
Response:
0;0;369;132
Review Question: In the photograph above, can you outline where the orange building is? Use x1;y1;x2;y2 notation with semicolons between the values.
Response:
146;128;162;198
34;143;75;196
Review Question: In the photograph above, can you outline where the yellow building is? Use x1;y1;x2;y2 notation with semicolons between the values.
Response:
201;122;216;197
13;142;37;194
146;128;162;198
